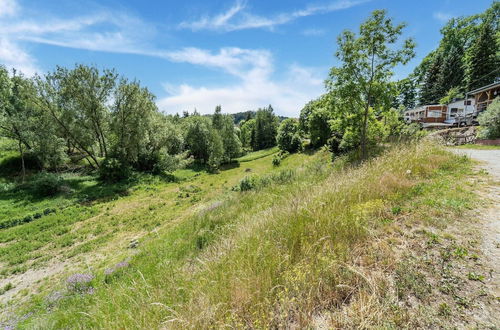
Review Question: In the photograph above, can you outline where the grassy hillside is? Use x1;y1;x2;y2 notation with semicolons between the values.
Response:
3;142;481;328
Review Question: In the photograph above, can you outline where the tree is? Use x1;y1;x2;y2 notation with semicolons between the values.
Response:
212;105;223;130
0;68;66;177
277;118;301;153
218;114;242;162
466;19;499;91
110;79;157;165
253;105;278;150
240;119;256;149
419;51;445;104
309;108;332;148
439;87;463;105
327;10;415;159
35;65;116;169
392;77;417;109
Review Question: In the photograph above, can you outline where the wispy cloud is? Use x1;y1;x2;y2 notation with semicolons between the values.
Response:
433;12;453;23
301;28;326;36
0;0;325;115
0;0;18;17
157;49;325;116
179;0;369;32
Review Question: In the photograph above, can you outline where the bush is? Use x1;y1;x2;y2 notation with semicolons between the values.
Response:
478;99;500;139
239;176;258;191
400;123;427;140
99;158;131;182
30;173;65;197
277;119;302;153
272;155;281;167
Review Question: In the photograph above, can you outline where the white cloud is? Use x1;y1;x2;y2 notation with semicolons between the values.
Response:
0;37;39;76
433;12;453;23
301;28;326;36
0;0;18;17
179;0;370;32
0;0;325;115
157;49;325;116
0;0;155;75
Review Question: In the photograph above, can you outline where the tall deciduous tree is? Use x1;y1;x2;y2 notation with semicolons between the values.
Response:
327;10;415;158
111;79;157;164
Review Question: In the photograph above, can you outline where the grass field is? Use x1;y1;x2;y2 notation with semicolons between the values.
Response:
1;141;483;328
0;145;295;321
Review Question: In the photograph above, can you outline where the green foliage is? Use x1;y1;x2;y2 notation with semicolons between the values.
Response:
326;10;415;158
309;107;332;148
414;3;499;104
217;113;242;162
253;105;278;150
400;123;427;140
110;79;157;165
477;99;500;139
277;118;302;153
30;172;65;197
439;87;464;105
99;158;131;182
392;77;417;109
272;155;281;167
240;119;256;149
465;16;499;91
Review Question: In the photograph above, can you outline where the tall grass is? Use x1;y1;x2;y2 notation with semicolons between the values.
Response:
24;142;470;328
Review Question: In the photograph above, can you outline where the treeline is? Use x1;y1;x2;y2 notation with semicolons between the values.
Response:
0;65;281;181
394;2;499;108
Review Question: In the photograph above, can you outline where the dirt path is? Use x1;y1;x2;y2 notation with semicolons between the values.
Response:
453;148;500;322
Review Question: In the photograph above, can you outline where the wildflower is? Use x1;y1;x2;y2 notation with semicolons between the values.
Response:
66;273;94;294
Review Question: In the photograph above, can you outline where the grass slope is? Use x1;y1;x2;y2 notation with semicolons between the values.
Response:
12;142;480;328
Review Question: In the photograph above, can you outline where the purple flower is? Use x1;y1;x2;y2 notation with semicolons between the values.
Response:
115;261;129;269
66;273;94;294
104;261;130;277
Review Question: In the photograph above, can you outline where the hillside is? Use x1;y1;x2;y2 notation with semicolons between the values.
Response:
2;142;498;328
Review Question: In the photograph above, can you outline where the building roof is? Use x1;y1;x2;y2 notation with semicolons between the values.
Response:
468;81;500;95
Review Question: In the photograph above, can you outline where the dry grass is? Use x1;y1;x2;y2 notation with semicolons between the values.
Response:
17;142;482;329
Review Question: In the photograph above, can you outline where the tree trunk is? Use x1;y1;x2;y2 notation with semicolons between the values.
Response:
361;102;369;160
19;140;26;182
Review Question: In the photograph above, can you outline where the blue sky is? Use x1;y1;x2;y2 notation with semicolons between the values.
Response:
0;0;494;116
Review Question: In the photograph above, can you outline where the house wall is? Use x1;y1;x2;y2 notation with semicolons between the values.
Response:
421;105;447;123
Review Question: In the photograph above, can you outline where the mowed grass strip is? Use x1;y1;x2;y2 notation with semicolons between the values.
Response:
21;143;473;328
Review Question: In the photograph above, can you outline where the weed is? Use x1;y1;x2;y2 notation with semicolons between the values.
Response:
467;272;484;282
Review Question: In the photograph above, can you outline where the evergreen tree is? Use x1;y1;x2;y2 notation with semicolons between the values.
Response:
466;20;499;91
419;52;445;104
212;105;223;130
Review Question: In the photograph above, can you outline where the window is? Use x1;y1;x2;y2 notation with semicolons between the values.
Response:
465;100;472;105
428;110;442;118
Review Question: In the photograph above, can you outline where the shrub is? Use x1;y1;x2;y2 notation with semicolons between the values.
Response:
477;99;500;139
30;173;65;197
277;119;302;153
99;158;131;182
239;176;258;191
400;123;427;140
272;155;281;167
